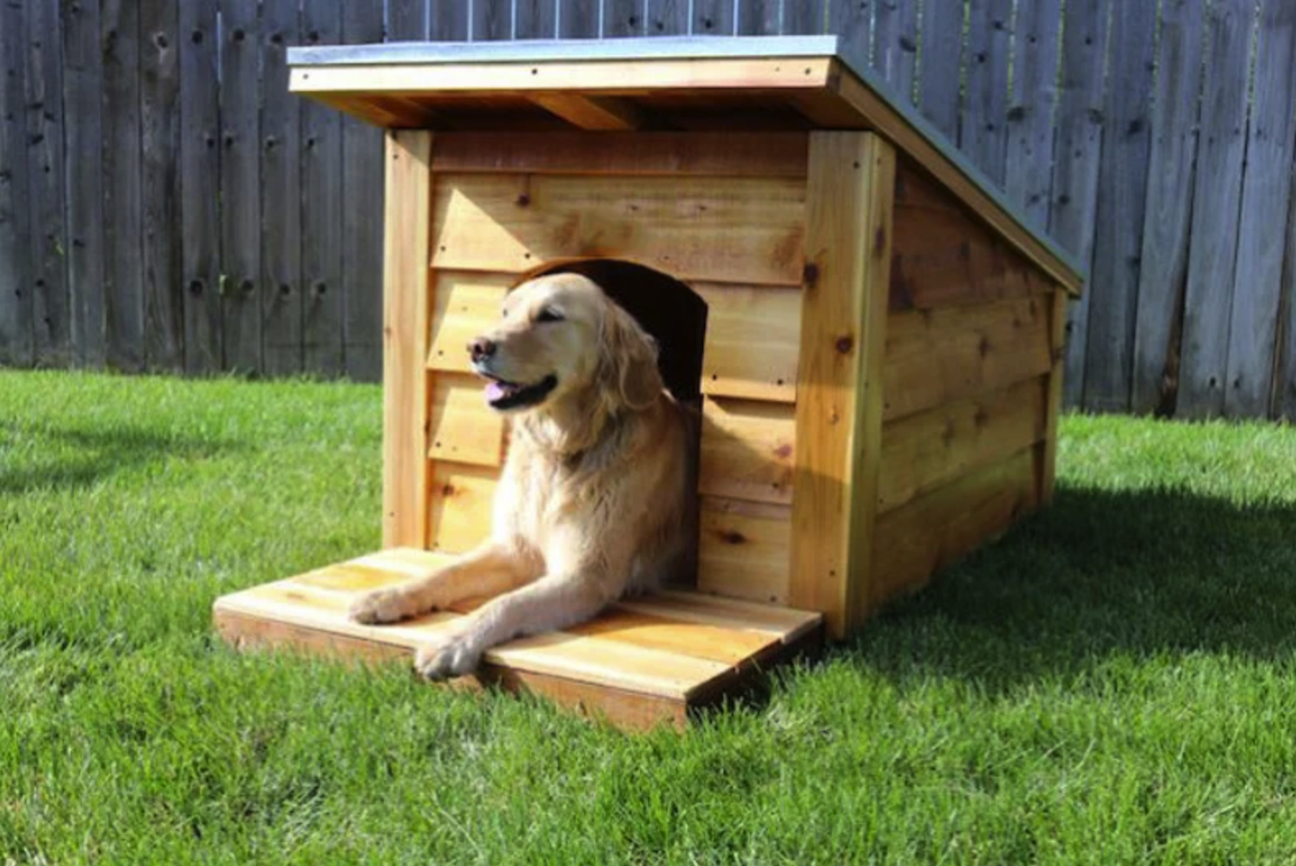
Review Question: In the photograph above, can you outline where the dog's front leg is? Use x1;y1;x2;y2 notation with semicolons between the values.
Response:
414;572;613;680
348;541;535;624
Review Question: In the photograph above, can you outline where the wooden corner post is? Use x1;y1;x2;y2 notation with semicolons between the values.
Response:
790;132;896;639
382;130;434;548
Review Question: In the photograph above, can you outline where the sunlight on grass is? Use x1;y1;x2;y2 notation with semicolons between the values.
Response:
2;370;1295;864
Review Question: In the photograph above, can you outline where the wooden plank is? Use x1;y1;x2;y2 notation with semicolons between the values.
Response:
1080;0;1155;412
646;0;690;35
1003;0;1062;230
430;1;470;40
62;0;106;368
693;0;737;36
430;173;806;287
883;295;1053;423
557;0;600;38
625;589;820;639
1280;166;1296;420
871;447;1039;609
783;1;828;35
219;0;261;373
428;461;497;553
24;0;70;367
1040;289;1067;503
604;0;645;37
300;5;345;376
872;0;918;102
427;270;511;374
472;0;513;40
341;0;385;382
736;0;782;35
694;282;801;402
259;0;303;377
101;0;145;372
528;94;652;130
429;372;506;468
388;0;429;40
1178;0;1255;419
514;0;557;38
830;0;872;59
891;160;1052;311
697;497;793;604
179;0;222;374
140;0;182;370
383;130;434;549
877;376;1048;515
431;131;808;177
0;0;32;367
699;397;796;506
1224;3;1296;418
1049;0;1110;407
568;609;774;664
959;0;1013;187
789;132;894;638
1130;0;1205;415
916;0;965;141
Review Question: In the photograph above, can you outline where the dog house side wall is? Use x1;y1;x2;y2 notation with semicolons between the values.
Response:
387;131;813;608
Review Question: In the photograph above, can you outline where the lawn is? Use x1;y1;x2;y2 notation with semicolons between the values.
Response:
2;369;1296;865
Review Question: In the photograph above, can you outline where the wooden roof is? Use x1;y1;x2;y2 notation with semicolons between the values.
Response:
288;36;1083;295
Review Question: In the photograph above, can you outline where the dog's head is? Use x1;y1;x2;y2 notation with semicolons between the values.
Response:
468;272;663;416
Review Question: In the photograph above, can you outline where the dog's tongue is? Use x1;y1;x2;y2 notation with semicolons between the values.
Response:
485;380;519;403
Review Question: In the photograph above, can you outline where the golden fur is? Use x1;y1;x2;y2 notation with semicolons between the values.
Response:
349;272;693;679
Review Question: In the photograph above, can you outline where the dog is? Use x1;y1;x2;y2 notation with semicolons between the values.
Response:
348;271;693;680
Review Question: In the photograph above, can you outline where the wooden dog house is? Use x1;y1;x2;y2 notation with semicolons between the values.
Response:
214;36;1084;730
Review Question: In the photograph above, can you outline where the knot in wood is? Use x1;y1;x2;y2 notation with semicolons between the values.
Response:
835;335;854;355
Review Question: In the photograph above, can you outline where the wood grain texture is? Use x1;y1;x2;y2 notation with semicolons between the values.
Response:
699;397;796;506
917;0;965;141
62;0;106;368
830;0;872;58
341;0;386;382
695;282;801;402
472;0;514;40
141;0;182;370
883;295;1053;423
301;6;345;377
528;93;652;130
388;0;429;40
179;0;222;374
693;0;736;36
877;376;1047;515
891;160;1051;311
1049;0;1109;407
24;0;70;366
1179;0;1255;418
1281;165;1296;420
1224;2;1296;418
430;173;806;286
101;0;145;371
218;0;261;373
557;0;600;38
646;0;690;35
1131;0;1204;416
427;270;512;373
431;131;808;177
789;132;895;638
260;0;303;376
428;461;498;552
603;0;644;37
0;0;32;367
959;0;1012;187
783;0;828;35
1040;288;1067;503
514;0;557;38
871;447;1040;609
697;497;794;604
736;0;783;35
430;0;470;40
429;372;506;468
1081;0;1155;413
872;0;919;103
382;130;434;549
1003;0;1062;230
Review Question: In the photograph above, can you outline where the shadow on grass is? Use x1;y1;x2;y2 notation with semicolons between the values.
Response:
849;485;1296;692
0;420;245;496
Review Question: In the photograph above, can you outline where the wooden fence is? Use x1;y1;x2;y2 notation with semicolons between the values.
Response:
1;1;1294;418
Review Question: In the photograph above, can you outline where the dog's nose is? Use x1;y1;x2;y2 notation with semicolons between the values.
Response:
468;337;496;363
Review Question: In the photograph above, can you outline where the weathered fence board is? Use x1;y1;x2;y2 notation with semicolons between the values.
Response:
2;0;1295;422
1131;0;1204;416
1179;0;1255;419
1224;1;1296;418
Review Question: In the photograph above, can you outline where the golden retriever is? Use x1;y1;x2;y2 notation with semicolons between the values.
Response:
348;271;693;680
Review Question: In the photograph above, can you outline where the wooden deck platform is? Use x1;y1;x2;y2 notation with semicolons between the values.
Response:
213;548;824;730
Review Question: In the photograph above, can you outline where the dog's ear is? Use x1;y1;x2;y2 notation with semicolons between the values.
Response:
598;301;663;413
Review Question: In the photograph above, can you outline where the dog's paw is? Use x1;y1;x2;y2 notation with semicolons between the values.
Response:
414;631;482;681
348;588;411;624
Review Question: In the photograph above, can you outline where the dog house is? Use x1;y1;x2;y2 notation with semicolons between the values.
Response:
213;36;1084;730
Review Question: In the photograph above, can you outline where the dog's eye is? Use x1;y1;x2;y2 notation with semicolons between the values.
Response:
536;308;564;323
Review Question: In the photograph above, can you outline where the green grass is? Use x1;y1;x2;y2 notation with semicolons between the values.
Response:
3;369;1296;865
